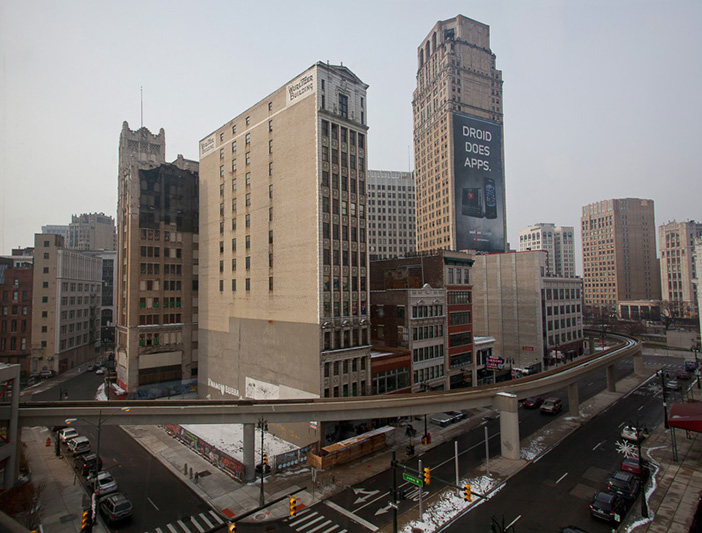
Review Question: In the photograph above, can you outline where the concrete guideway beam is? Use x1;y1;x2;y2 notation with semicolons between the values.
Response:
493;392;520;460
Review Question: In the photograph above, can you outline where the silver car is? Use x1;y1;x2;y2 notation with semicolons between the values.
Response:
93;471;118;496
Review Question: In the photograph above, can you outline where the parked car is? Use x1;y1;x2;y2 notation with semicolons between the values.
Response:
95;367;105;375
607;471;641;501
38;369;54;379
540;397;563;414
92;471;118;496
666;379;682;391
99;492;133;523
590;491;628;523
87;364;95;372
74;453;103;476
621;425;649;443
58;427;79;443
522;396;544;409
446;411;466;422
560;527;589;533
67;436;91;456
429;413;459;427
676;372;691;380
621;457;649;478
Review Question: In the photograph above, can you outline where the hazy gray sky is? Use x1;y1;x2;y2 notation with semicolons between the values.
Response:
1;0;701;265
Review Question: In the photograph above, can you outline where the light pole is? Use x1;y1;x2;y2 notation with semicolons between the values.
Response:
66;406;130;523
634;424;649;518
658;370;669;429
692;342;700;390
257;417;268;507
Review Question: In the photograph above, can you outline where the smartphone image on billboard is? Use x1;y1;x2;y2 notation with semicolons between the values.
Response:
462;188;483;218
484;177;497;219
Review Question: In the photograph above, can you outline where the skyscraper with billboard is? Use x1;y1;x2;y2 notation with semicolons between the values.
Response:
413;15;506;253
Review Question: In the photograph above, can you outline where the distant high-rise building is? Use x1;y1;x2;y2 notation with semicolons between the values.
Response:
367;170;415;260
658;220;702;318
518;223;576;277
116;122;199;398
41;225;69;241
68;212;116;251
30;233;102;375
413;15;506;253
581;198;661;313
198;62;371;412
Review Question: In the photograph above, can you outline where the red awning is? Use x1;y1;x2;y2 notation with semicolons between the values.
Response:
668;402;702;433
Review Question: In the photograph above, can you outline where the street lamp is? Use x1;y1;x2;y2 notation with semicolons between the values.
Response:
657;370;669;429
692;342;700;390
66;406;130;522
257;417;268;507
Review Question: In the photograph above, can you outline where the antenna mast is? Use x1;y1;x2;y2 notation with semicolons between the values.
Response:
140;86;143;128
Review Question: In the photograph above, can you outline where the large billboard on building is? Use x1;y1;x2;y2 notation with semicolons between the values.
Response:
452;114;505;252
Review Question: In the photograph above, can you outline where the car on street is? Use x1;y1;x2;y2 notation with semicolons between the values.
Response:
607;471;641;501
621;425;649;443
93;471;118;496
666;379;682;391
74;453;103;476
590;491;628;523
67;436;91;456
676;372;691;380
95;367;105;375
522;396;544;409
99;492;133;523
446;410;466;422
58;427;79;443
87;364;95;371
621;457;649;478
540;397;563;414
430;413;459;427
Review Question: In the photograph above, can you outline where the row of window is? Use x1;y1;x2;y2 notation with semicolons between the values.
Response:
138;314;182;326
2;306;29;316
413;343;444;363
448;291;472;305
547;318;580;331
412;324;443;341
546;304;581;316
412;304;443;318
373;367;410;394
447;268;469;284
322;300;367;317
1;290;29;303
548;329;583;346
414;364;445;384
0;337;27;351
544;288;581;300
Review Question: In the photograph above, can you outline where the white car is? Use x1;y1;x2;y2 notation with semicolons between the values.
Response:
621;425;648;443
59;427;79;443
95;367;105;375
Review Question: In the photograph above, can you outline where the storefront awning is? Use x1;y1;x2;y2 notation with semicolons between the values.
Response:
668;402;702;433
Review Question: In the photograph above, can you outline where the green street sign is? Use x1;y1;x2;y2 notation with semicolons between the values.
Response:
403;472;422;487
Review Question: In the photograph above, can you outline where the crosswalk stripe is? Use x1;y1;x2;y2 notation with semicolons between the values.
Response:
296;515;325;531
208;510;224;524
307;520;333;533
166;524;179;533
155;529;165;533
291;511;320;526
320;525;339;533
190;516;205;533
199;513;214;528
177;520;192;532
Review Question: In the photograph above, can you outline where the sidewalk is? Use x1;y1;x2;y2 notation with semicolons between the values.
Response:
21;363;702;531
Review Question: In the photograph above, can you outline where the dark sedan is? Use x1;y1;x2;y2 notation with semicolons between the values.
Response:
74;453;103;476
522;396;544;409
590;491;627;523
607;471;641;501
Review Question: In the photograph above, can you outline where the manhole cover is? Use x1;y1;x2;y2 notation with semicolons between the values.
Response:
255;513;267;520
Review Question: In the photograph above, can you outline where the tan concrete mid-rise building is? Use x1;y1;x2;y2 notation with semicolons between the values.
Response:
116;122;199;399
367;170;416;260
30;233;102;375
519;223;576;277
581;198;661;314
413;15;506;253
198;62;371;407
68;212;116;251
659;220;702;318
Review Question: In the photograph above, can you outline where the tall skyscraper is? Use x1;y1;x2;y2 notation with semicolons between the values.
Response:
199;62;371;408
116;122;199;398
518;223;576;277
367;170;416;260
658;220;702;318
413;15;506;253
68;212;116;251
581;198;661;313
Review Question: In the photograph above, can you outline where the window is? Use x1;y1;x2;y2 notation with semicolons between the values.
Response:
268;119;273;132
246;256;251;269
269;277;273;291
245;116;250;126
269;140;273;154
245;152;250;165
246;235;250;249
232;279;236;291
232;140;237;152
338;94;348;118
246;278;251;291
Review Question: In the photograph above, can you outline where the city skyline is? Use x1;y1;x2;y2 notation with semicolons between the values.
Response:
1;1;701;263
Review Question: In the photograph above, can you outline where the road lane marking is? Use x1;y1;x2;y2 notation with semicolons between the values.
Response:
320;526;340;533
199;514;214;528
208;510;223;523
638;405;645;411
325;500;379;531
291;511;320;527
593;442;603;451
506;515;522;529
556;472;568;484
618;421;626;428
297;516;325;531
190;515;205;533
147;497;160;511
177;520;192;532
307;520;333;533
167;525;179;533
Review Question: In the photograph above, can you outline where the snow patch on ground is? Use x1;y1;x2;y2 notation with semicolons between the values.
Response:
400;475;503;533
179;423;298;461
520;433;549;461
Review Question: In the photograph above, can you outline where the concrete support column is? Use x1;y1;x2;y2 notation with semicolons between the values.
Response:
568;382;580;417
243;423;256;482
492;392;520;460
633;349;645;376
606;364;616;392
588;337;595;354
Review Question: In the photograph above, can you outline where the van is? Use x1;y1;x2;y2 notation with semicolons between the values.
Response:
67;436;91;456
540;397;563;414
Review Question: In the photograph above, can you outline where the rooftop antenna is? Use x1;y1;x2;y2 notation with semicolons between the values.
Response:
408;145;411;172
140;86;143;128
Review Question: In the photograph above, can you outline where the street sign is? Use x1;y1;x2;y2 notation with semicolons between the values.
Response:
685;360;697;372
486;356;504;371
403;472;422;487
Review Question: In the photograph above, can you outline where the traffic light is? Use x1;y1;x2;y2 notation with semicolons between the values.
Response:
227;523;236;532
423;467;430;485
80;509;92;531
289;496;297;517
464;483;471;502
263;452;268;465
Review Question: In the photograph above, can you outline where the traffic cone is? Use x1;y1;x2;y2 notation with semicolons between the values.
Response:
45;437;51;447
